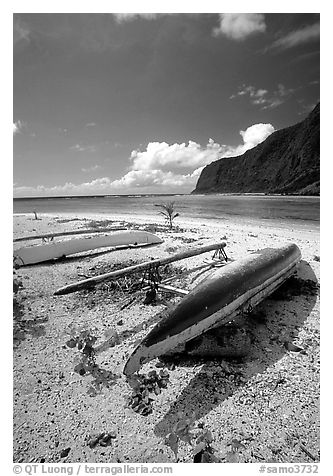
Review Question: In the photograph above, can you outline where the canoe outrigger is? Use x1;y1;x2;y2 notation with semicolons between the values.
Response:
123;243;301;375
54;241;228;295
54;240;301;376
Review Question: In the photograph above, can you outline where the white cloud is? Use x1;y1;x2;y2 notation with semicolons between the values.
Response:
113;13;159;23
271;22;320;50
81;165;102;173
14;123;275;197
239;123;275;152
130;139;225;174
119;124;275;187
58;128;69;135
14;178;114;197
70;143;96;153
230;85;268;104
231;83;295;109
213;13;266;40
111;169;188;189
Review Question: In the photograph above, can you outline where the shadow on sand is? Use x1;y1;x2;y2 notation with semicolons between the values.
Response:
13;303;48;344
153;260;319;440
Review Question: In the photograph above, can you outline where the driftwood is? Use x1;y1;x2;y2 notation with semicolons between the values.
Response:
13;227;126;242
54;242;226;296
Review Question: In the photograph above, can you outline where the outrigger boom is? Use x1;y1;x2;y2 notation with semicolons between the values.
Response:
54;241;227;296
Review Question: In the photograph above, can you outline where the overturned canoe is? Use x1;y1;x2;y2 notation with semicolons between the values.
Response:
124;242;301;375
13;230;163;266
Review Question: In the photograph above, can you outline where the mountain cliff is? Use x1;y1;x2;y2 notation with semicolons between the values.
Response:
192;104;320;196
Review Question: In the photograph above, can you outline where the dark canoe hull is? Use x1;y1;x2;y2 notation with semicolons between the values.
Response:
124;243;301;375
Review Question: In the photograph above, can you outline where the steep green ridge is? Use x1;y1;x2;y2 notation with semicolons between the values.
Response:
193;104;320;196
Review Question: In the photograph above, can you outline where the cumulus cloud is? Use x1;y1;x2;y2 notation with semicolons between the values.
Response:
130;139;225;174
110;169;192;189
213;13;266;40
271;22;320;50
231;83;295;109
238;123;275;152
14;123;275;197
14;178;114;197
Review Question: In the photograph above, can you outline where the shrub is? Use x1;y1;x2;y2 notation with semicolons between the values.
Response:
155;202;179;230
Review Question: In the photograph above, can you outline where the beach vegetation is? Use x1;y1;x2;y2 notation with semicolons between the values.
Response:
165;413;222;462
127;369;170;416
65;326;98;372
65;325;120;395
87;219;116;229
155;201;179;230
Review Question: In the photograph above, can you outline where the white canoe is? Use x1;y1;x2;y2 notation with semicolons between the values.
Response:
13;227;126;242
13;231;163;266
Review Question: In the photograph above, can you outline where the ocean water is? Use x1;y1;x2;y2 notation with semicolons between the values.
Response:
13;194;320;231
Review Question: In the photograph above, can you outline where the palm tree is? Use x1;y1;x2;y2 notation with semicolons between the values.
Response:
155;201;179;230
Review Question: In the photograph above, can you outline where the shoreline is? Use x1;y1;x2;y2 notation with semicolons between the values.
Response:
14;193;320;199
13;212;320;463
13;210;320;236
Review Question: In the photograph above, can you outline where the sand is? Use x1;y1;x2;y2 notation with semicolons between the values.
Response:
13;212;320;464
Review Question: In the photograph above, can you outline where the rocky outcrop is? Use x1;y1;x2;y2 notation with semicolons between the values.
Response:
193;104;320;195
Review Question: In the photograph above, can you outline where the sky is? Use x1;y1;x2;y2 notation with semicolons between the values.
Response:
13;11;320;197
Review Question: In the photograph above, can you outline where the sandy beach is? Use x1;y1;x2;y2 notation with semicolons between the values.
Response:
13;212;320;464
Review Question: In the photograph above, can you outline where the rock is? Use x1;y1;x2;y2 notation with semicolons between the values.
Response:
88;435;103;448
60;447;71;458
88;431;117;448
99;435;111;447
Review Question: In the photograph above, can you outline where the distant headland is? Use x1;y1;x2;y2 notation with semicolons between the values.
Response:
192;103;320;196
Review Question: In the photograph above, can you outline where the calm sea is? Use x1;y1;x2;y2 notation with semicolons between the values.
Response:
13;194;320;231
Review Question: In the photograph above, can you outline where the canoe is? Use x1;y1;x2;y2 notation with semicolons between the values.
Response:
123;243;301;375
13;230;163;266
13;227;126;242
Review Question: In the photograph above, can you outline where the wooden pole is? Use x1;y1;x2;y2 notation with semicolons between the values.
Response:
54;241;226;296
14;227;126;242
